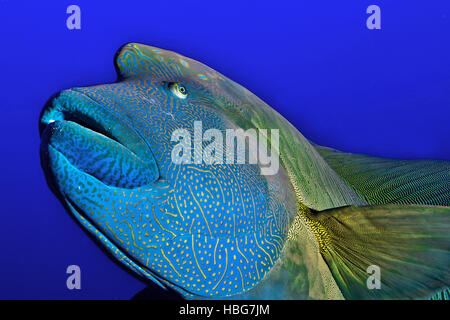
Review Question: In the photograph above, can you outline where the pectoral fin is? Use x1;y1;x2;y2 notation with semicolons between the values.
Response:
312;204;450;299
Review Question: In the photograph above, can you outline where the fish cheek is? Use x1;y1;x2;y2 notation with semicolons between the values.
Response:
47;148;180;281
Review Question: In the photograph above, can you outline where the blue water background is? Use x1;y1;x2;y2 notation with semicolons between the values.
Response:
0;1;448;298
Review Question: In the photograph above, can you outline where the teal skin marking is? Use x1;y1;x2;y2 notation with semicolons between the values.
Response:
40;43;297;297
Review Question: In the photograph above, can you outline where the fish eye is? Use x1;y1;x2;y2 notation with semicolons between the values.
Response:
168;82;187;99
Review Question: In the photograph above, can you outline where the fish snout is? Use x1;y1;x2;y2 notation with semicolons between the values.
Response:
39;89;180;289
39;89;160;189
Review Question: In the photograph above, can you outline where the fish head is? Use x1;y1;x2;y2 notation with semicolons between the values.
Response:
39;43;297;297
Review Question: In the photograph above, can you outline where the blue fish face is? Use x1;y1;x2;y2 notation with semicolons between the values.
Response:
39;43;297;297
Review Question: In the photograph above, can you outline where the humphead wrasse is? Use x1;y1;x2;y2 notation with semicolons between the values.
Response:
39;43;450;299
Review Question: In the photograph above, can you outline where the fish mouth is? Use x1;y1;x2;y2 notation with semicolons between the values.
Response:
39;89;177;291
39;89;160;189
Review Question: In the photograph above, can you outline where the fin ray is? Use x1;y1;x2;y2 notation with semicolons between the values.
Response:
313;204;450;299
314;145;450;206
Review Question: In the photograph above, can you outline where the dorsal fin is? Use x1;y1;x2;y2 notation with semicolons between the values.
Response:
314;144;450;206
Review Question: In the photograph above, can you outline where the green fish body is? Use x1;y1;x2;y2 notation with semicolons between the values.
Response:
39;43;450;299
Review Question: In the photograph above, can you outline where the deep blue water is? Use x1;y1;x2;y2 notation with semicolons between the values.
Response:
0;1;448;299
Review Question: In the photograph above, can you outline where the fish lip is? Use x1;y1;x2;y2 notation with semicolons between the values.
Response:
39;88;160;177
